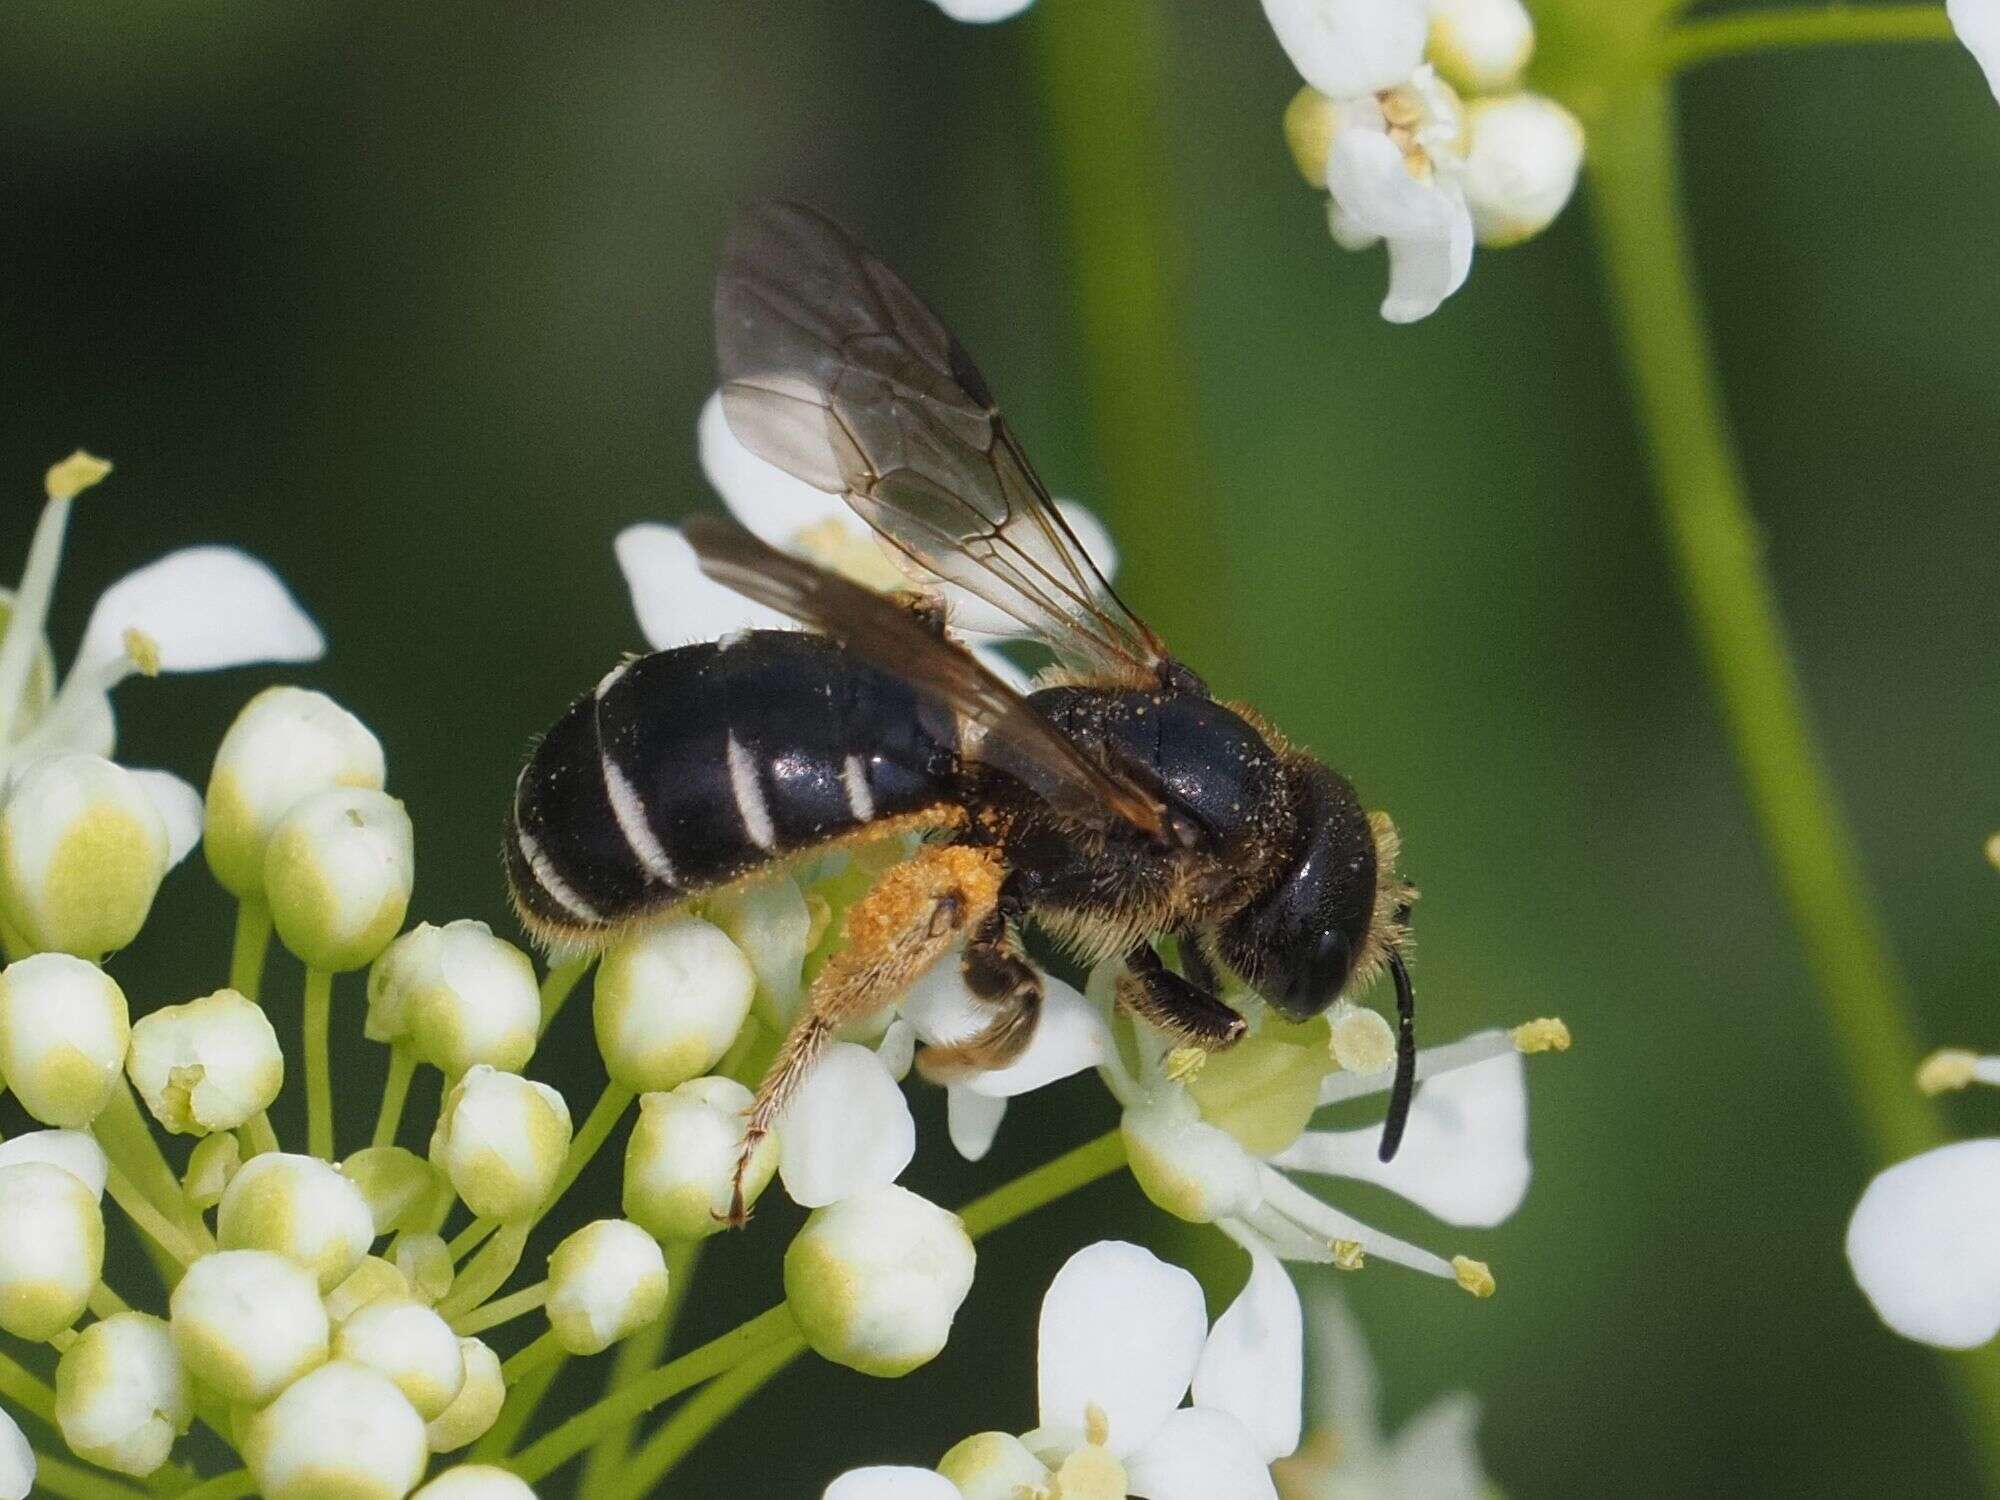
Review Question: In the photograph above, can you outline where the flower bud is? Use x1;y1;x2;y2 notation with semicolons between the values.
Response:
0;1161;103;1340
0;754;167;957
0;953;129;1127
54;1312;191;1477
425;1338;503;1453
183;1131;242;1209
170;1249;329;1405
326;1257;411;1326
938;1432;1053;1499
1121;1093;1264;1225
344;1147;452;1238
428;1067;571;1223
783;1184;975;1377
707;874;811;1029
333;1297;465;1420
594;917;755;1093
623;1077;777;1241
1461;93;1585;248
264;787;414;972
1428;0;1534;91
366;921;540;1078
244;1360;427;1500
126;987;282;1135
544;1219;669;1356
1283;86;1338;187
0;1128;107;1199
394;1232;454;1305
204;686;385;900
0;1405;29;1500
217;1152;377;1292
416;1466;539;1499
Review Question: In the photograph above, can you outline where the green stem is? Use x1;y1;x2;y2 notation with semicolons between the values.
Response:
1586;79;2000;1490
0;1347;57;1423
448;1216;499;1263
227;899;271;1003
237;1113;279;1159
93;1082;210;1249
302;968;335;1158
958;1126;1128;1239
103;1163;206;1267
1030;0;1237;670
371;1044;417;1149
452;1279;549;1337
501;1327;565;1383
598;1338;800;1500
1656;4;1952;74
546;1082;633;1209
26;1452;149;1500
469;1350;566;1464
174;1470;255;1500
538;956;592;1035
438;1224;529;1323
577;1239;703;1491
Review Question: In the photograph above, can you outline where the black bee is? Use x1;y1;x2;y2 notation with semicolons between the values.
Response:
506;202;1419;1220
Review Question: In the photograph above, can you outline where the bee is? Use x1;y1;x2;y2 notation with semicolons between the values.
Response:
505;201;1419;1222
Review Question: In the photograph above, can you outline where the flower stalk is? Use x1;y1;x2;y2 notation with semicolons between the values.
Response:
1655;4;1953;74
302;968;335;1159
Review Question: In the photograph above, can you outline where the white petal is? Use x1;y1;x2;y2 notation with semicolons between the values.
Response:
778;1042;915;1208
875;1017;916;1081
698;392;851;547
1326;128;1473;323
1260;0;1429;99
79;547;324;674
127;768;204;868
1055;501;1117;581
963;974;1109;1099
1271;1051;1529;1227
1379;189;1475;324
946;1086;1006;1161
1301;1288;1384;1459
0;1404;31;1500
1950;0;2000;101
898;950;987;1048
1192;1241;1303;1461
1383;1393;1487;1500
929;0;1036;21
1037;1241;1207;1457
1847;1139;2000;1347
614;523;790;650
823;1468;962;1500
1126;1407;1280;1500
0;1129;109;1199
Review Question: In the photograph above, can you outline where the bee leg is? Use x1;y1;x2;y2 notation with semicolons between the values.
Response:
1116;941;1248;1050
915;899;1044;1082
728;843;1004;1226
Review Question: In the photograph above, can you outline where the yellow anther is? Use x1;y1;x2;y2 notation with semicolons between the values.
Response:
1083;1402;1111;1449
44;450;112;503
123;628;161;678
1331;1239;1366;1271
1453;1256;1496;1298
1918;1049;1980;1096
1163;1046;1207;1084
1512;1017;1571;1054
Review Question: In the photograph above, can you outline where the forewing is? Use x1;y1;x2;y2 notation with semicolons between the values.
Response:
715;200;1167;677
681;515;1167;839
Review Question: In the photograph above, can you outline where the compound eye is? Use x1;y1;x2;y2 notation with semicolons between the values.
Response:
1270;927;1350;1019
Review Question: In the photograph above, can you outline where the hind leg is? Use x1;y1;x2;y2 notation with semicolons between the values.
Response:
729;842;1004;1224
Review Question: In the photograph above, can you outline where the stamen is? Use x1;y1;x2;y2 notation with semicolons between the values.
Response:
1317;1027;1513;1107
1257;1166;1456;1280
1914;1049;2000;1094
122;628;161;678
0;473;93;746
1511;1017;1571;1053
45;451;113;503
1083;1402;1110;1449
1453;1256;1496;1298
1163;1045;1206;1083
1331;1239;1365;1271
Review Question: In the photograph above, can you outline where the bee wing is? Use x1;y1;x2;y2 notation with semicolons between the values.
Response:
714;199;1170;680
681;515;1168;840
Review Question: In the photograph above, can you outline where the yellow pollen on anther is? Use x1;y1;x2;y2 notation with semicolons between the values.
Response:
1163;1046;1207;1083
1083;1402;1111;1449
1453;1256;1496;1298
1917;1049;1979;1096
123;628;161;678
45;449;113;503
1331;1239;1366;1271
1512;1017;1571;1054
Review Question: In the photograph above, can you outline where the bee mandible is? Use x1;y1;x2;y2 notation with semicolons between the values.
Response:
505;201;1420;1222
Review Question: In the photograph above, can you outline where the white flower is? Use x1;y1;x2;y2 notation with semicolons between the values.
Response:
785;1184;976;1377
205;686;385;899
0;1160;104;1341
169;1248;330;1405
416;1467;540;1499
1426;0;1533;91
0;1405;29;1500
0;952;130;1128
1262;0;1431;101
928;0;1035;22
366;920;542;1079
1950;0;2000;101
0;1128;108;1198
244;1360;429;1500
0;753;175;958
54;1311;191;1477
264;786;415;972
544;1218;670;1355
1460;94;1585;248
831;1239;1297;1499
778;1042;918;1208
126;987;284;1135
0;454;322;793
216;1151;378;1292
1849;1138;2000;1347
593;915;756;1093
426;1337;505;1453
1273;1288;1490;1499
1323;68;1475;324
429;1067;572;1223
624;1076;779;1240
334;1297;467;1420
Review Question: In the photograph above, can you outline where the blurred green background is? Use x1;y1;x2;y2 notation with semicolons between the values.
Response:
3;1;1999;1494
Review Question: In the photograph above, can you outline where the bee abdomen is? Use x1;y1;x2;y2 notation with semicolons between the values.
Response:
507;631;962;942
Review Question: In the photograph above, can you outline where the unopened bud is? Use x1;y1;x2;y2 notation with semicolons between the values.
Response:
1284;86;1338;186
367;920;540;1078
0;952;129;1127
544;1219;669;1356
784;1184;975;1377
594;916;755;1093
170;1249;329;1406
183;1132;242;1210
0;1161;103;1340
938;1432;1053;1498
334;1297;465;1421
395;1232;454;1305
54;1312;190;1477
623;1076;778;1241
264;787;414;972
126;987;282;1135
1461;93;1585;248
416;1466;539;1499
216;1152;376;1292
428;1067;571;1224
707;874;811;1029
425;1338;504;1453
343;1146;451;1238
1429;0;1534;91
0;754;168;957
325;1257;412;1327
244;1360;428;1500
0;1128;107;1199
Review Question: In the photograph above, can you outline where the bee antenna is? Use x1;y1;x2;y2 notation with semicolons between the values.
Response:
1378;949;1417;1163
